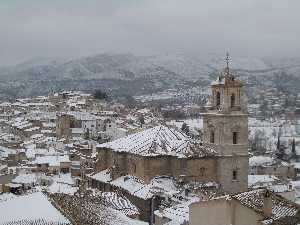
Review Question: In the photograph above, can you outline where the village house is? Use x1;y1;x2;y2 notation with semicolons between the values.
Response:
189;189;300;225
249;155;296;179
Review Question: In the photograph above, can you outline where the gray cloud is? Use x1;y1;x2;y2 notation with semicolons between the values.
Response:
0;0;299;65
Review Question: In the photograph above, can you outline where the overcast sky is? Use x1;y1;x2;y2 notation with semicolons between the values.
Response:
0;0;299;65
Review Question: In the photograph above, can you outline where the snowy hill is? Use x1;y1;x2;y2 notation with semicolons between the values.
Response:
0;53;299;100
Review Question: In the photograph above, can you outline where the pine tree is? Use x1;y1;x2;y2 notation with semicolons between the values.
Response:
277;135;280;152
292;138;296;154
181;123;190;135
291;138;297;161
276;128;286;160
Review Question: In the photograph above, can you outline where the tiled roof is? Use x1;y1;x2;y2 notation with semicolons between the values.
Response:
97;125;215;158
232;189;299;223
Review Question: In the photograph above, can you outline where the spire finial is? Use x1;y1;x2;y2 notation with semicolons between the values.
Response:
225;52;230;74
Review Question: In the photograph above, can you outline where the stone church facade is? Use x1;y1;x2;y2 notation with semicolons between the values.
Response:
93;61;249;194
202;62;249;193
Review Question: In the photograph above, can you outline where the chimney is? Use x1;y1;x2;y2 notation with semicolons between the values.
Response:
263;190;273;218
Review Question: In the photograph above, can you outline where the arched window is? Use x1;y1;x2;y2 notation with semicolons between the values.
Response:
232;170;238;180
210;130;215;144
233;132;238;144
231;93;235;108
199;167;206;176
216;92;221;106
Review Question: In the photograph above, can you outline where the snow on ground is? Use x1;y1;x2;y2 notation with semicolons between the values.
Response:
249;118;299;153
0;192;70;224
249;155;274;167
0;193;16;202
248;175;279;188
166;118;203;134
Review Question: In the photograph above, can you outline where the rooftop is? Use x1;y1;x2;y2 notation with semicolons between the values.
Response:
0;192;70;224
233;189;298;223
97;125;215;158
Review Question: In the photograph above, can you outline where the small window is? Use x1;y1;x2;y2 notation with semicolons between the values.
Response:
199;167;206;176
233;132;238;144
216;92;221;106
232;170;238;180
210;130;215;144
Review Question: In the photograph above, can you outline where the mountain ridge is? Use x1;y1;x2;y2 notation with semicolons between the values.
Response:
0;53;299;101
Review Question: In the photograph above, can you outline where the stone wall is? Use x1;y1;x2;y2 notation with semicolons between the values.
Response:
96;147;220;184
217;155;249;193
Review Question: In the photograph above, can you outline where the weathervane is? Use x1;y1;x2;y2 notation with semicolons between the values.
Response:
225;52;231;75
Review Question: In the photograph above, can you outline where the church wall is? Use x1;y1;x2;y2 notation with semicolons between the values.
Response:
185;158;218;181
217;155;249;193
131;155;146;180
95;147;220;184
143;157;172;181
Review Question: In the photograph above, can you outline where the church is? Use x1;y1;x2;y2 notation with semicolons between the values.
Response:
89;56;249;219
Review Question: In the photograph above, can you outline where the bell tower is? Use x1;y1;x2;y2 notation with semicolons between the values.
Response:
202;53;249;193
210;53;244;114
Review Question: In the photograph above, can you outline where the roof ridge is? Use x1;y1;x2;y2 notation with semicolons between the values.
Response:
148;126;163;153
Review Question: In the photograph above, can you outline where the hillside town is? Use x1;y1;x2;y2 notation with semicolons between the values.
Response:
0;58;300;225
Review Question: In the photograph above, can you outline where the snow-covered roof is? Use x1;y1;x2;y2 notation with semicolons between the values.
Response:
0;192;70;224
0;164;8;172
88;169;112;183
232;189;298;222
71;128;84;134
92;191;140;216
0;146;17;158
249;156;275;167
12;173;37;185
48;182;78;195
33;155;70;167
97;125;215;158
110;175;152;199
59;111;98;121
110;175;179;200
25;147;57;159
155;197;199;224
48;192;147;225
248;175;279;188
52;173;75;186
271;184;291;193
